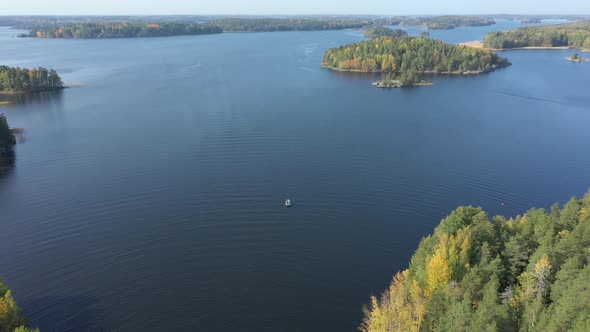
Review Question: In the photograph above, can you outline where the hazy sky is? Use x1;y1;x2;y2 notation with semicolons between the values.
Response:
4;0;590;15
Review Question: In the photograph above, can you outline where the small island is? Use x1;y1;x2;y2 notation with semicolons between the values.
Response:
399;15;496;30
521;18;542;24
322;35;511;88
364;25;408;38
484;20;590;49
373;73;432;88
567;52;588;62
0;65;64;93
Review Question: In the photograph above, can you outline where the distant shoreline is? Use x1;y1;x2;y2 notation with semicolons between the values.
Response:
458;40;589;52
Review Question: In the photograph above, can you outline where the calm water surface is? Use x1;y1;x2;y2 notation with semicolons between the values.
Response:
0;21;590;331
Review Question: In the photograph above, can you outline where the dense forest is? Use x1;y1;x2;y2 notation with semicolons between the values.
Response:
484;21;590;49
0;280;38;332
0;66;63;93
364;26;408;38
361;191;590;332
322;36;510;74
24;23;223;38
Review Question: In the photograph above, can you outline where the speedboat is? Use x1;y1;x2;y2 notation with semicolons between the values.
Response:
284;199;292;207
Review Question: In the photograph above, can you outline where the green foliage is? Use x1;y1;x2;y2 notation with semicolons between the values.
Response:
13;327;39;332
27;23;223;38
360;190;590;332
322;36;511;74
484;20;590;49
0;66;63;93
0;281;38;332
364;26;408;38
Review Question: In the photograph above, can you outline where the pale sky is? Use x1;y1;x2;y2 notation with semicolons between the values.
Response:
3;0;589;15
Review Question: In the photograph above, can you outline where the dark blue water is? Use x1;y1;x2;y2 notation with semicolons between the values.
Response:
0;22;589;332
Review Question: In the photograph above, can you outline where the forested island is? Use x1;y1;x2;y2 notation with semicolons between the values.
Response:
484;21;590;49
322;36;511;77
207;18;368;32
364;26;408;38
0;280;38;332
567;52;588;62
0;66;63;93
361;191;590;332
521;18;542;24
400;16;496;30
23;23;223;38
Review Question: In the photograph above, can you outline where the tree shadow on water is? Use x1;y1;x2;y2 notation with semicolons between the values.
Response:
0;155;15;179
1;90;64;108
22;295;110;332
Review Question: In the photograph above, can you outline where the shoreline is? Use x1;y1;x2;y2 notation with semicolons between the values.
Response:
458;40;589;52
0;87;66;95
321;63;510;75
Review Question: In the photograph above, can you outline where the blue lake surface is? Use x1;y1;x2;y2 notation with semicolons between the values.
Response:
0;21;589;331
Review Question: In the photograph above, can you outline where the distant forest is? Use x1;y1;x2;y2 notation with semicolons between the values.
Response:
0;15;502;38
24;23;223;38
400;16;496;30
207;18;368;32
322;36;510;74
0;66;63;93
484;21;590;49
15;19;370;38
361;191;590;332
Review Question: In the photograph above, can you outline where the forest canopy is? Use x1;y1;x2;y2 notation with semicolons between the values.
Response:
0;66;63;93
484;21;590;49
360;190;590;332
322;36;510;74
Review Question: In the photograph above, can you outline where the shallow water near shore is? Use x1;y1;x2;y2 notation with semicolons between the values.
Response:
0;22;590;331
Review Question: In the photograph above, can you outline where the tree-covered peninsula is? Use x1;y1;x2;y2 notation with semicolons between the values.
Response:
322;36;510;74
364;26;408;38
0;66;63;93
361;191;590;332
24;23;223;38
484;21;590;49
0;280;38;332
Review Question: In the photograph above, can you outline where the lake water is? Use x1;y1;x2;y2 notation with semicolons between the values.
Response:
1;20;590;331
